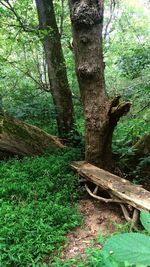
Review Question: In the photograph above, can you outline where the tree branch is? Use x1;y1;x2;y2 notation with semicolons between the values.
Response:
59;0;64;36
110;101;132;122
104;0;116;40
0;0;38;33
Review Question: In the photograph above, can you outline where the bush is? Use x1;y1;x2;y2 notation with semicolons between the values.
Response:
118;46;150;79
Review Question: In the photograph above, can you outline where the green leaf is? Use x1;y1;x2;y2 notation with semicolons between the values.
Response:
140;211;150;234
104;233;150;266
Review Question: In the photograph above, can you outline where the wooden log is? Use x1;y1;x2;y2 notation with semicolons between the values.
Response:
71;161;150;211
0;115;64;159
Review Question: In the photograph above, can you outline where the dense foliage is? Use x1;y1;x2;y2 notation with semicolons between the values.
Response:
0;0;150;266
0;149;82;266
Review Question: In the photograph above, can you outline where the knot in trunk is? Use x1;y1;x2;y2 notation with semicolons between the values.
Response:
70;0;102;27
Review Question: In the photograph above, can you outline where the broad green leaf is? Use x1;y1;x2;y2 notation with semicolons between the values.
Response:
104;233;150;266
140;211;150;234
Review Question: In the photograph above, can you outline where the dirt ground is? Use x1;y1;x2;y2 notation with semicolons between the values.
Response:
62;198;124;260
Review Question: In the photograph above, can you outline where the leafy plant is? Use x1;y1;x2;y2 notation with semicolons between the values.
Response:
118;46;150;79
103;211;150;266
140;210;150;233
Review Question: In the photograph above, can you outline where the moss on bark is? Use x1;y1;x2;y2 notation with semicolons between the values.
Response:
0;115;64;159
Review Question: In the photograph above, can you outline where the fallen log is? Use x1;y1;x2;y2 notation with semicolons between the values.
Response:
0;115;64;159
71;161;150;228
71;161;150;210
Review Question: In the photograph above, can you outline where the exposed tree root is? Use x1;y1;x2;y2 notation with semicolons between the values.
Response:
85;184;124;204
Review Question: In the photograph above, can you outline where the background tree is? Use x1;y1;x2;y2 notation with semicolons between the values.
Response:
35;0;78;142
0;0;79;143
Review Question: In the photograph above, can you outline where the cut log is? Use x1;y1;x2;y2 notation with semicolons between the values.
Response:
0;115;64;159
71;161;150;212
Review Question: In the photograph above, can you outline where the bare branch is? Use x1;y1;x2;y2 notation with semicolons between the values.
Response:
0;0;26;30
0;0;38;33
136;102;150;115
60;0;64;36
104;0;116;40
0;0;11;10
4;55;50;92
85;184;124;203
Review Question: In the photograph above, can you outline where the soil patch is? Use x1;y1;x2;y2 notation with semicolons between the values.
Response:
62;198;124;260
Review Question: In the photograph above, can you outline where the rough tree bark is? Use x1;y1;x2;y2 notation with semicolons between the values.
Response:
35;0;77;142
69;0;131;169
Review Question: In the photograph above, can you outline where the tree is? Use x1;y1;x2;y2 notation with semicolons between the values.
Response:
69;0;131;169
35;0;78;142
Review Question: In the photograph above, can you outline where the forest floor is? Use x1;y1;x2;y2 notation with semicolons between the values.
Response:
62;198;125;261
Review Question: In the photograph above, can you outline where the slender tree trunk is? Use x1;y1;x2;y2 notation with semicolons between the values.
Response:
35;0;77;142
69;0;131;169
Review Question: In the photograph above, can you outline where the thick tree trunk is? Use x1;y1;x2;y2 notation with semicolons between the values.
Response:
69;0;130;169
35;0;77;142
0;115;63;159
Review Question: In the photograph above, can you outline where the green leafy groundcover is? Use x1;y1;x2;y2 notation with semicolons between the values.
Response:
51;212;150;267
0;148;82;267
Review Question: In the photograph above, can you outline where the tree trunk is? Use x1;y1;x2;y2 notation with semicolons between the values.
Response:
69;0;131;169
0;115;63;159
35;0;77;142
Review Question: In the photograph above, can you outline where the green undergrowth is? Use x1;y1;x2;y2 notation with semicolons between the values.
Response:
51;216;150;267
0;148;83;267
